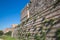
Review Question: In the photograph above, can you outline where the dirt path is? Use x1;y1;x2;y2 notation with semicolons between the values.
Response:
0;39;3;40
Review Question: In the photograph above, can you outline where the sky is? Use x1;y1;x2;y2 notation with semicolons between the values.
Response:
0;0;30;30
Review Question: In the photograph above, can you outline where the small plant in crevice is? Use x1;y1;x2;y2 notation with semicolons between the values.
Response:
33;18;36;22
42;32;46;40
22;22;25;25
41;28;46;40
56;29;60;40
41;17;45;21
26;33;31;40
48;19;54;26
17;24;20;27
53;19;60;25
34;34;41;40
42;19;54;27
40;19;55;40
27;32;31;37
29;17;32;20
42;19;49;26
53;0;60;8
30;1;32;3
26;18;29;22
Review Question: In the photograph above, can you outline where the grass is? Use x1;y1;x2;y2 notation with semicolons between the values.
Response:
0;35;16;40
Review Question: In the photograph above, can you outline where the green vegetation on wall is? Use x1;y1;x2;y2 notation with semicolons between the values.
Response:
56;29;60;40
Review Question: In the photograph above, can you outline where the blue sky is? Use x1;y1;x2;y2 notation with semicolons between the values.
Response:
0;0;30;30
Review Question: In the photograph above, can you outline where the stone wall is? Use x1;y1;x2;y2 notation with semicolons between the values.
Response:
18;0;60;40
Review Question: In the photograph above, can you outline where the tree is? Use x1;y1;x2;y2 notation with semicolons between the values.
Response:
5;31;12;36
0;30;3;36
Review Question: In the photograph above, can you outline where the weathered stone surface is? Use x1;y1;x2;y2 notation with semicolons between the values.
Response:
13;0;60;40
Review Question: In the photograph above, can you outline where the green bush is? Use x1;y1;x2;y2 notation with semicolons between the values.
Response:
56;29;60;40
